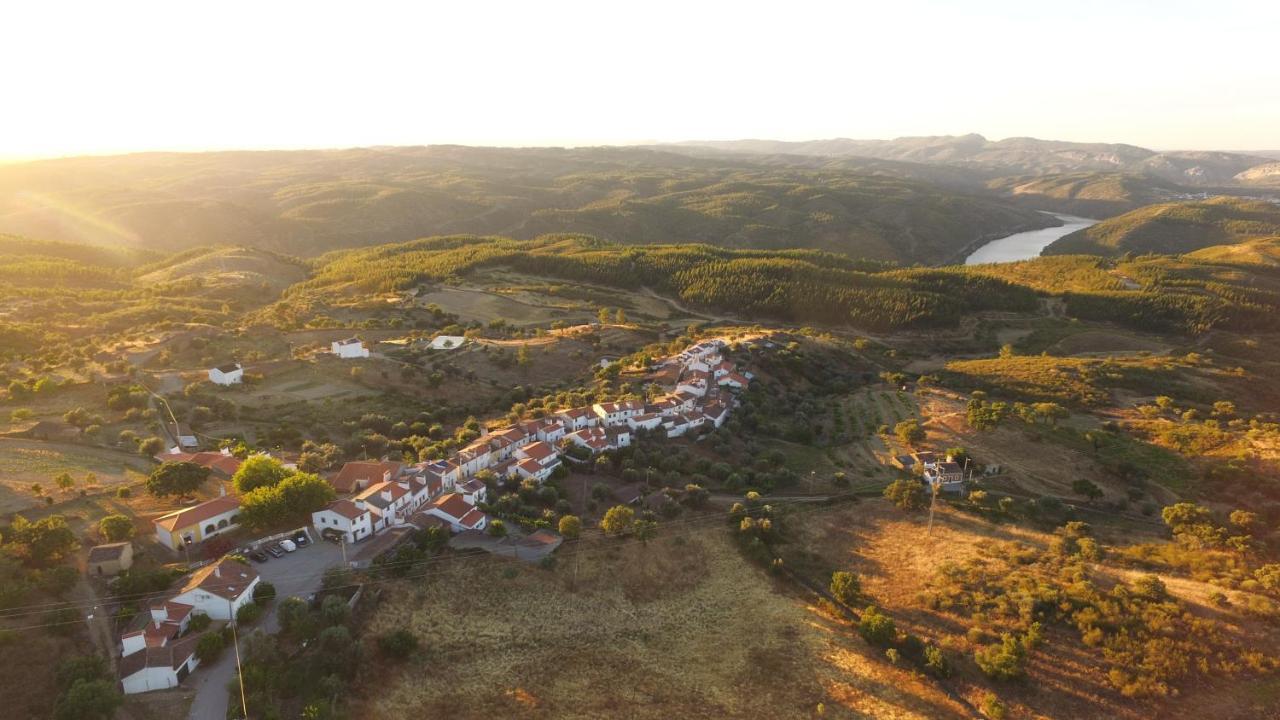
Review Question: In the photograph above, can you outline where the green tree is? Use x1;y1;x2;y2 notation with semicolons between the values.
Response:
377;629;418;661
98;514;134;542
8;514;78;566
830;571;861;605
54;472;75;493
615;308;627;324
557;514;581;539
196;632;225;662
600;505;635;536
54;679;121;720
138;436;166;456
883;478;925;511
1071;478;1103;503
146;462;209;500
253;581;277;605
231;455;292;494
858;605;896;646
487;519;507;537
893;419;925;446
633;519;657;545
975;633;1027;680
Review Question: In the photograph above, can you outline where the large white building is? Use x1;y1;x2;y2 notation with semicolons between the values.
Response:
312;498;376;543
208;362;243;385
167;557;260;621
331;337;370;359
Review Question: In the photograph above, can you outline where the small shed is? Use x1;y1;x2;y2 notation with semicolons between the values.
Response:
87;541;134;576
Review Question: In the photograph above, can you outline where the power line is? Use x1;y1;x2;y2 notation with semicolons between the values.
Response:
0;489;884;630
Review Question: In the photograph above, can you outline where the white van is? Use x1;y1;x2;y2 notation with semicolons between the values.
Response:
280;539;297;552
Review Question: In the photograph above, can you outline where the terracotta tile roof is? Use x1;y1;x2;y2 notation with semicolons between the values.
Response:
179;557;258;602
518;441;557;463
459;508;487;529
330;461;400;494
458;478;486;494
153;495;240;533
119;635;199;678
157;451;243;477
427;492;475;521
322;499;368;521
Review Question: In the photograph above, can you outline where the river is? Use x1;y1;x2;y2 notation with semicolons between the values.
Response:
964;213;1098;265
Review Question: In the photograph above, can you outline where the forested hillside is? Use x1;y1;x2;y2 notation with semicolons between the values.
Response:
1044;197;1280;256
984;172;1181;218
0;146;1052;265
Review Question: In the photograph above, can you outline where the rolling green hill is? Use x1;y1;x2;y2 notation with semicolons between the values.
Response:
0;146;1053;266
1042;197;1280;257
1184;236;1280;266
985;172;1181;218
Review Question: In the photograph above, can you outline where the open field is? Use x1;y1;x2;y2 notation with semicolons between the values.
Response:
0;438;151;514
356;525;966;719
788;501;1280;720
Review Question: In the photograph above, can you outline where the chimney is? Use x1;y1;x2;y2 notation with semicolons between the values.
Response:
219;484;227;497
213;564;221;578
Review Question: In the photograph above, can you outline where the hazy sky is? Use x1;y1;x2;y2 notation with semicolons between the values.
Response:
3;0;1278;159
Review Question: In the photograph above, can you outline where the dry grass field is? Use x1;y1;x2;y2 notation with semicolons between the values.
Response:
0;438;151;514
789;501;1280;720
354;526;966;720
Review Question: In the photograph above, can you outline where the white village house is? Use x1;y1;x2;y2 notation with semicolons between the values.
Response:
331;337;370;359
167;557;260;620
207;362;243;385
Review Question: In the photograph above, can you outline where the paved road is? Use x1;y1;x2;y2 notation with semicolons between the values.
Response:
186;538;344;720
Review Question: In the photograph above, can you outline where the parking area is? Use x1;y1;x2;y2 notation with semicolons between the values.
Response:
249;537;346;623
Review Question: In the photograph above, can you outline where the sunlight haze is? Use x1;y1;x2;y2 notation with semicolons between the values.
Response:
2;0;1278;159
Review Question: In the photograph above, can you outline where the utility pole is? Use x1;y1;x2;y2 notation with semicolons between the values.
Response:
339;535;348;566
925;475;941;537
228;597;248;719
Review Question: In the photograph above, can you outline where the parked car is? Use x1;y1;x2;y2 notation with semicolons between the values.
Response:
292;531;310;547
250;550;268;563
280;539;297;552
321;528;343;543
265;543;284;558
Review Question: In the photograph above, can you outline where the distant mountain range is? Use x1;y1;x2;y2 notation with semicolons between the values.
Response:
0;146;1054;266
670;134;1274;187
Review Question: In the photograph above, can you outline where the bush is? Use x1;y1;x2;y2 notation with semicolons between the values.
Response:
883;478;925;511
253;581;276;605
196;632;225;662
923;644;950;678
858;605;896;646
975;633;1027;680
188;613;211;632
557;514;581;539
980;693;1007;719
235;602;263;625
115;487;131;499
97;514;134;542
830;571;861;606
376;629;418;660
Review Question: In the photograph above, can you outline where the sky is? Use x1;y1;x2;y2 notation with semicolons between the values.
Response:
1;0;1278;159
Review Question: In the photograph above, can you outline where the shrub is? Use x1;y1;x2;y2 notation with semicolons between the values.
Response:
97;514;134;542
188;613;211;633
253;581;276;605
115;487;131;498
235;602;263;625
980;693;1007;719
883;478;925;511
923;644;950;678
975;633;1027;680
830;571;861;606
196;632;225;662
376;629;418;661
858;606;896;646
600;505;635;536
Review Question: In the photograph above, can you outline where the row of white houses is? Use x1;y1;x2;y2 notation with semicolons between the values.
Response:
311;337;750;547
